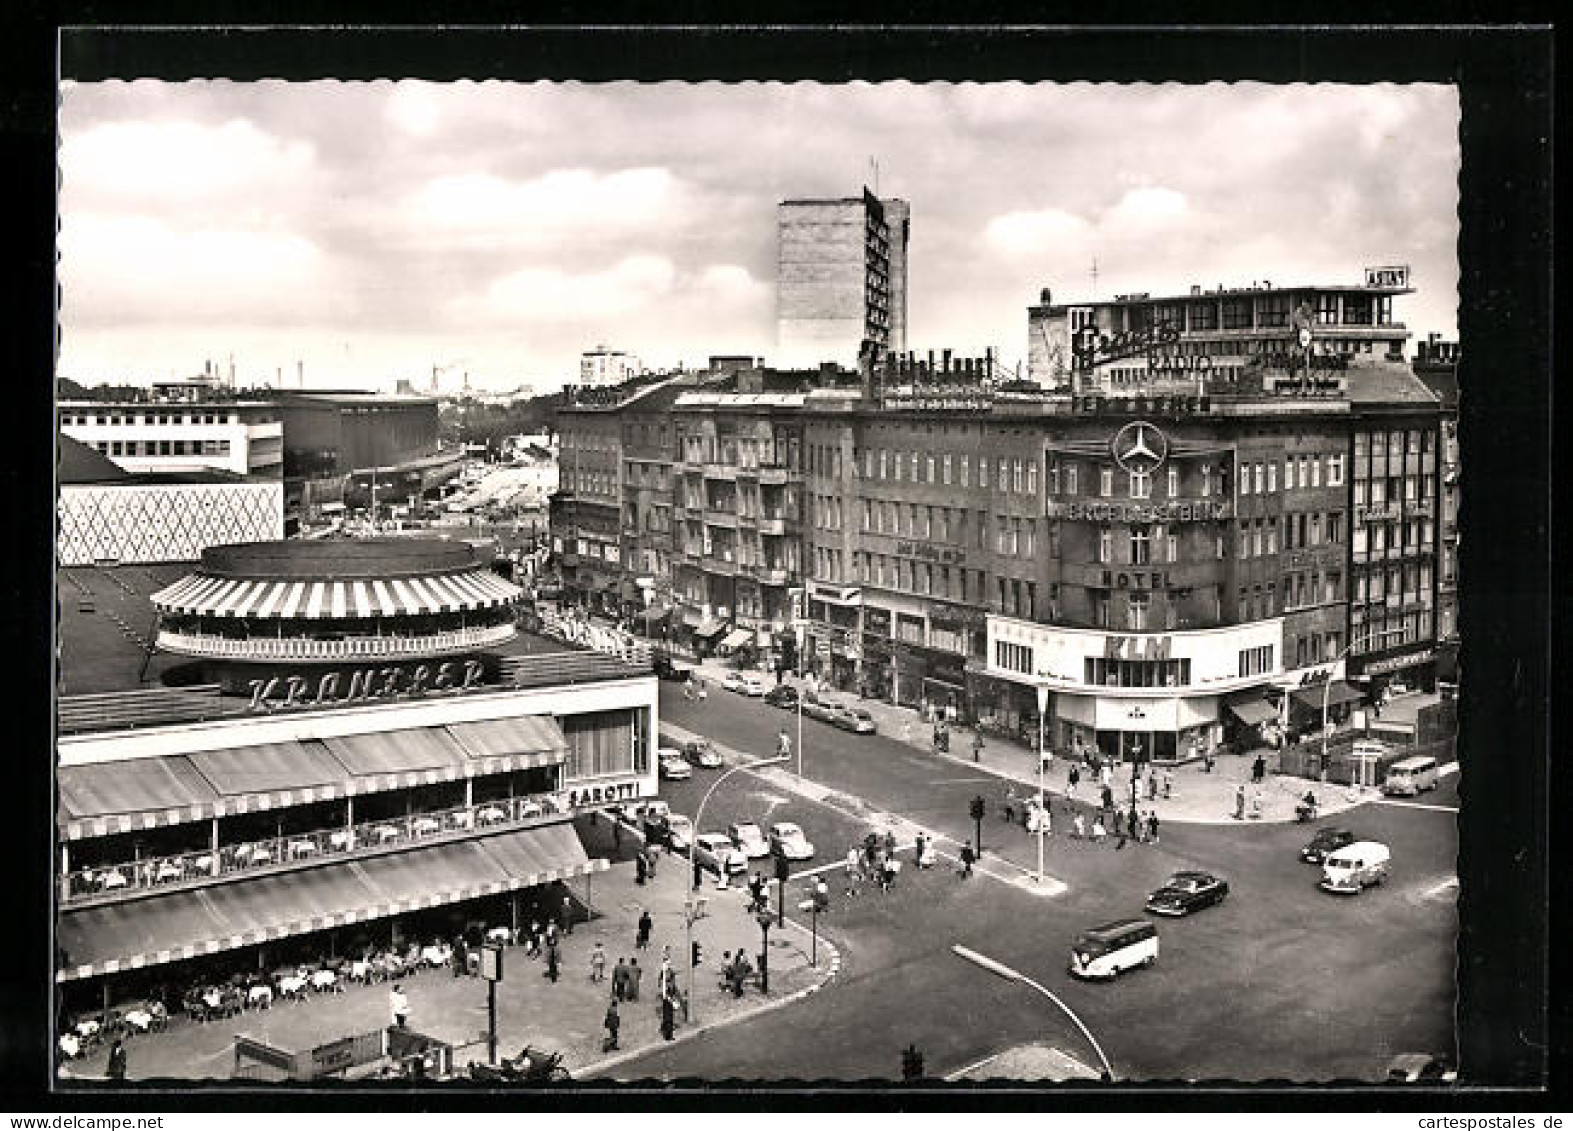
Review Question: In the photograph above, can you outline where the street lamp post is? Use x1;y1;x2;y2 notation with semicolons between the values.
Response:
685;754;789;1025
952;944;1115;1082
1321;628;1406;780
755;911;774;993
1035;675;1050;884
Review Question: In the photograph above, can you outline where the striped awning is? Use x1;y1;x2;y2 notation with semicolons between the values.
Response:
444;717;569;776
186;741;349;813
1225;697;1278;727
56;825;608;982
320;727;472;785
150;570;523;620
719;628;752;649
58;758;219;836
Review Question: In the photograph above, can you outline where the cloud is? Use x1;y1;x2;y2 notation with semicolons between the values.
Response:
58;212;325;325
984;208;1094;255
59;118;315;212
464;255;678;324
385;82;443;137
407;167;679;239
1103;187;1189;229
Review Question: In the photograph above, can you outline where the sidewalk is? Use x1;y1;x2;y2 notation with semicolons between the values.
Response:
682;655;1385;826
58;823;832;1083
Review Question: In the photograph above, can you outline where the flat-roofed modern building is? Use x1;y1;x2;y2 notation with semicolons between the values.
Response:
776;189;909;370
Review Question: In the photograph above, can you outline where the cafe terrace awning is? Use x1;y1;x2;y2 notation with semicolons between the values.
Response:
56;824;608;982
59;720;571;840
151;569;522;619
719;628;752;650
692;618;727;639
1224;698;1279;727
1291;681;1366;711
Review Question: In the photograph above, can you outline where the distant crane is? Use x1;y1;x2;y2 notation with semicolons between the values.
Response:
430;360;469;395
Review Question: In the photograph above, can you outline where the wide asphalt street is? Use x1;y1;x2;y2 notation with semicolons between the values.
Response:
614;682;1458;1083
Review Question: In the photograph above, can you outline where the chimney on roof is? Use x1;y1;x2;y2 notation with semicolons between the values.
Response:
297;360;304;388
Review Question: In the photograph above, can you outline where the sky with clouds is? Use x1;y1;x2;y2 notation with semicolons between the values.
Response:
56;81;1460;393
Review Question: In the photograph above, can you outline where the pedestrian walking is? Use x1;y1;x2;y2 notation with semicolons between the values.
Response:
545;921;559;951
602;999;621;1052
1234;784;1246;820
452;935;467;978
883;829;897;858
612;957;628;1001
1252;754;1266;784
614;819;623;852
628;958;642;1001
1162;768;1174;799
635;852;648;886
958;840;975;878
1068;764;1080;797
692;857;704;892
777;729;792;759
526;920;542;958
881;855;897;892
389;984;409;1029
636;909;653;950
590;942;607;982
1101;784;1114;814
660;991;676;1041
1146;772;1158;801
1146;810;1160;844
1127;806;1141;842
1091;816;1107;844
1100;763;1112;788
972;730;985;763
106;1039;127;1082
545;942;560;983
1072;812;1086;839
645;845;658;878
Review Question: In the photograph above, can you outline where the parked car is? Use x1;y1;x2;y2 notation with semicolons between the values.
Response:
1300;826;1357;864
663;814;694;853
801;693;838;723
657;751;693;781
722;672;748;694
683;738;723;768
768;822;815;861
694;832;748;876
641;800;672;842
831;705;878;734
1385;1054;1457;1083
764;685;800;710
1144;871;1229;917
738;674;767;697
727;821;771;859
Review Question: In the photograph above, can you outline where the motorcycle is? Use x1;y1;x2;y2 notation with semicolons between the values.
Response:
1295;797;1319;823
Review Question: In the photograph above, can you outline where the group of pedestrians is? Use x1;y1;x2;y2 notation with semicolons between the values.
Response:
843;830;903;896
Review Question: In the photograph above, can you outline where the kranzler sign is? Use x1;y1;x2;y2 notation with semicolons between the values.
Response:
246;658;486;711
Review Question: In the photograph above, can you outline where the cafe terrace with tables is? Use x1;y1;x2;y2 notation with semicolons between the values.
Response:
55;539;658;1034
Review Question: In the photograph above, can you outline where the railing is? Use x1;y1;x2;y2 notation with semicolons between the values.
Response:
61;790;570;905
156;624;516;661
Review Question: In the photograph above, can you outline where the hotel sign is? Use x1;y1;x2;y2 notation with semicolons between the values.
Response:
1047;500;1231;523
895;541;967;564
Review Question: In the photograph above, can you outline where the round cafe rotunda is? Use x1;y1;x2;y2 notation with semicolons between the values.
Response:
150;539;524;676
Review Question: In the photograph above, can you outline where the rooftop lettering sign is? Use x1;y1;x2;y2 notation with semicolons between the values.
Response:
1048;500;1231;523
1364;265;1411;288
1072;320;1181;370
245;658;486;712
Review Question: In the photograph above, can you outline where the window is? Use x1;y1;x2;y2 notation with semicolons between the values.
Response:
1311;457;1322;488
1326;514;1343;544
1254;462;1264;494
926;454;936;483
1024;521;1036;558
1252;522;1263;557
1237;527;1248;560
1100;467;1114;497
1267;462;1277;493
960;456;970;487
1258;294;1289;328
1128;470;1151;499
979;458;988;488
912;452;921;481
1166;530;1178;562
1189;301;1218;331
942;454;952;484
861;501;872;532
999;460;1010;492
1216;531;1225;559
1027;462;1038;495
1094;591;1111;628
1200;462;1211;497
1099;529;1113;563
1315;292;1339;325
1048;459;1060;494
1239;464;1251;495
879;450;888;479
1167;466;1179;498
1127;593;1150;631
1066;464;1079;494
1130;527;1151;564
1222;298;1251;330
893;453;902;482
1266;519;1278;555
1012;459;1024;493
1344;294;1373;326
1328;453;1345;486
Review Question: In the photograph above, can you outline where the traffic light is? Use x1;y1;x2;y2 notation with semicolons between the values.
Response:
774;853;791;883
969;795;987;822
691;940;703;967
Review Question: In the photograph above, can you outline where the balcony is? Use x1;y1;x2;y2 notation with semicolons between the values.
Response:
758;465;797;486
156;623;517;663
757;516;788;536
60;789;570;908
702;463;738;481
751;565;791;586
703;511;739;530
701;550;738;575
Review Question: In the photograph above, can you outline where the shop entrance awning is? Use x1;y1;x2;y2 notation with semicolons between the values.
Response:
719;628;752;649
1225;698;1278;726
693;618;727;638
1291;681;1365;711
57;823;607;982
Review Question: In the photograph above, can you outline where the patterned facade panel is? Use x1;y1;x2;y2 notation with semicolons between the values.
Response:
58;483;284;566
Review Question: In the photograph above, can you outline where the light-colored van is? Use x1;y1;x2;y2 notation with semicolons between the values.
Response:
1318;840;1391;894
1068;919;1159;980
1382;755;1439;797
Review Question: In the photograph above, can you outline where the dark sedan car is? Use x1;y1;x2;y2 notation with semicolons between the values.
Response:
1144;871;1229;917
1300;826;1357;864
764;685;799;710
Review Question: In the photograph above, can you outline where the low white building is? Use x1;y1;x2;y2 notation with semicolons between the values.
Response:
58;398;284;479
579;345;641;388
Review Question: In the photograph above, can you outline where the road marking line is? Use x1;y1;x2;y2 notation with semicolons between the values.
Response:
1375;799;1460;813
1423;877;1460;898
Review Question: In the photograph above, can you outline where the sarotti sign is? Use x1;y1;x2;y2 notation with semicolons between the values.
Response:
564;778;643;809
